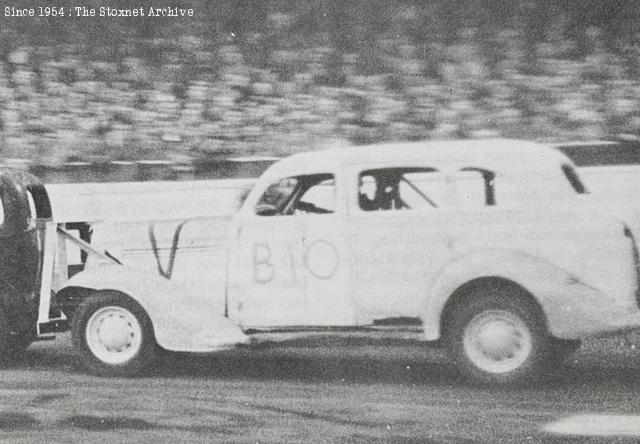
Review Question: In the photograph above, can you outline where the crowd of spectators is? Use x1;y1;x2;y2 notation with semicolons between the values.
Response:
0;2;638;168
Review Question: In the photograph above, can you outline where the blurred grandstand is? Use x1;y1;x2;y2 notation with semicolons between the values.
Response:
0;1;639;181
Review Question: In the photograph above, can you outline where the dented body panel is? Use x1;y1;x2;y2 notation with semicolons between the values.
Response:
59;265;248;351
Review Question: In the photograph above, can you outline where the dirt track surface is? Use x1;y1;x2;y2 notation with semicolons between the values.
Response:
2;333;640;443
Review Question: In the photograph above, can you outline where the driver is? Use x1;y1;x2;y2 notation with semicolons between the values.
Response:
359;175;379;211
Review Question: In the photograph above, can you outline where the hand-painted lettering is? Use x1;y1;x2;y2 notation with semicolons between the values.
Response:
303;239;340;280
148;221;187;279
252;242;275;284
251;239;340;284
286;243;298;283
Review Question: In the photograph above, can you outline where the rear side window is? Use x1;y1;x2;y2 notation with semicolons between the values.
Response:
359;168;443;211
398;171;446;209
561;164;588;194
455;168;496;207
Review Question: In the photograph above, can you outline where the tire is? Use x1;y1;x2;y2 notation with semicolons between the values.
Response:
444;286;549;386
72;291;157;377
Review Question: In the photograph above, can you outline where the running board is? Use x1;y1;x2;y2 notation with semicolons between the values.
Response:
243;326;426;346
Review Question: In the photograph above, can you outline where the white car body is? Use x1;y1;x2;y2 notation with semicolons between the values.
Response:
54;139;640;381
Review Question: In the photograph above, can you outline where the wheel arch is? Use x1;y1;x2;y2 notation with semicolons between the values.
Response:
57;265;249;352
422;248;600;341
439;276;548;341
56;286;154;330
55;285;93;322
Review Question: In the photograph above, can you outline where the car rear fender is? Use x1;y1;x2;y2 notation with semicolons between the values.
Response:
57;264;248;352
423;249;615;341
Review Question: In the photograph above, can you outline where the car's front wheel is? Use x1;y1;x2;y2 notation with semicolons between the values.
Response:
72;291;157;377
445;286;549;385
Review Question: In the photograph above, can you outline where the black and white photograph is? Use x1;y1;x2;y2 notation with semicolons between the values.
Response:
0;1;640;442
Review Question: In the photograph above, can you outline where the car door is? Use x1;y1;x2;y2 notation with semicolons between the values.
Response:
348;166;455;324
297;174;354;325
229;173;353;327
230;176;307;327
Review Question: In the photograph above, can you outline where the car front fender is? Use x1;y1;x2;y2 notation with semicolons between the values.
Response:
57;264;248;352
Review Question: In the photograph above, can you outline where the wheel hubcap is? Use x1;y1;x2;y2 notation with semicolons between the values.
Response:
463;309;533;374
86;306;142;365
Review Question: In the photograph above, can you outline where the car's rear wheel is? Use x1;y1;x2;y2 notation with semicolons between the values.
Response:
72;291;157;377
445;286;549;385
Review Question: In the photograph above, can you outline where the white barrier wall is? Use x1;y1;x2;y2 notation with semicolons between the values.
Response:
46;178;256;223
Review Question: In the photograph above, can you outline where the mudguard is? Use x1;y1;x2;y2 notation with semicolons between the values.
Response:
423;249;639;341
57;264;248;352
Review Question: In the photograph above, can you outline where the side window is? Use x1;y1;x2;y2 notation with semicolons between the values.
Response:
256;174;335;216
295;176;336;214
454;168;496;207
359;168;443;211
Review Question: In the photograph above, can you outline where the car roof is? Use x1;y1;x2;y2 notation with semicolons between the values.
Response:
263;139;572;178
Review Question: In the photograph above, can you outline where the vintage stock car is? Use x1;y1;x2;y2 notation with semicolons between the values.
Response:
46;139;640;385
